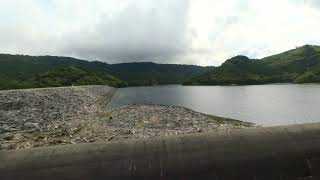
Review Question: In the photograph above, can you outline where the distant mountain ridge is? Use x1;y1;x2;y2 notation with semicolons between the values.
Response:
184;45;320;85
0;54;213;90
108;62;213;86
2;45;319;90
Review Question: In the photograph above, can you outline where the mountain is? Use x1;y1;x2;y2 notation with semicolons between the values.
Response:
0;54;212;90
184;45;320;85
0;54;126;89
107;62;212;86
21;66;127;88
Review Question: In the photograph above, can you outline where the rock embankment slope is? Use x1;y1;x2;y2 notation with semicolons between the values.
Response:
0;85;254;150
0;85;115;149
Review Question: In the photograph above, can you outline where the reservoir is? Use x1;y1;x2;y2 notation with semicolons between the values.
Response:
109;84;320;126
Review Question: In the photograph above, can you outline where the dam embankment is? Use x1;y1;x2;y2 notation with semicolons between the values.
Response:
0;85;253;150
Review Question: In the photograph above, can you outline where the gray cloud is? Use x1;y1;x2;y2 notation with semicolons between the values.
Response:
310;0;320;7
301;0;320;8
1;0;320;66
63;0;192;63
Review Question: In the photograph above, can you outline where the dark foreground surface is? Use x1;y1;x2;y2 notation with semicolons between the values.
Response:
1;122;320;180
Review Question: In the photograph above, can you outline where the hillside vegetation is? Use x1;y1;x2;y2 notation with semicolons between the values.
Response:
22;66;127;88
0;54;212;90
2;45;319;90
109;62;212;86
184;45;320;85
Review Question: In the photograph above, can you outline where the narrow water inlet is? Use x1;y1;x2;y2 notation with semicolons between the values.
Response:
1;122;320;179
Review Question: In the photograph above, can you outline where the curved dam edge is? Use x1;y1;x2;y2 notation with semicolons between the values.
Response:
1;85;253;150
1;122;320;179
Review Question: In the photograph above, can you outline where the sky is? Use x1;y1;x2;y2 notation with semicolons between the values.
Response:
1;0;320;66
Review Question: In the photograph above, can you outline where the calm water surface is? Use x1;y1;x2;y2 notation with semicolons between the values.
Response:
109;84;320;126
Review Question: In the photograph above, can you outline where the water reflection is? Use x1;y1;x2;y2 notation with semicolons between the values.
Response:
109;84;320;126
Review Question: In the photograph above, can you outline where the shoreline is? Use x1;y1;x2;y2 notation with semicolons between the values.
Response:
0;85;254;150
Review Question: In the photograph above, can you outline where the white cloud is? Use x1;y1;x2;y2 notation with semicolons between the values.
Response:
0;0;320;66
188;0;320;65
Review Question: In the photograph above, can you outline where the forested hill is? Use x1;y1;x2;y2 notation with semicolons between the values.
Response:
108;62;213;86
0;54;213;90
4;45;318;90
184;45;320;85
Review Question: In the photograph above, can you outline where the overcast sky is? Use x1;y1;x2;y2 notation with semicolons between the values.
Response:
1;0;320;66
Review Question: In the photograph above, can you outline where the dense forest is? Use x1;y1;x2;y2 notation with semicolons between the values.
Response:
19;66;127;89
184;45;320;85
1;45;320;90
0;54;212;89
